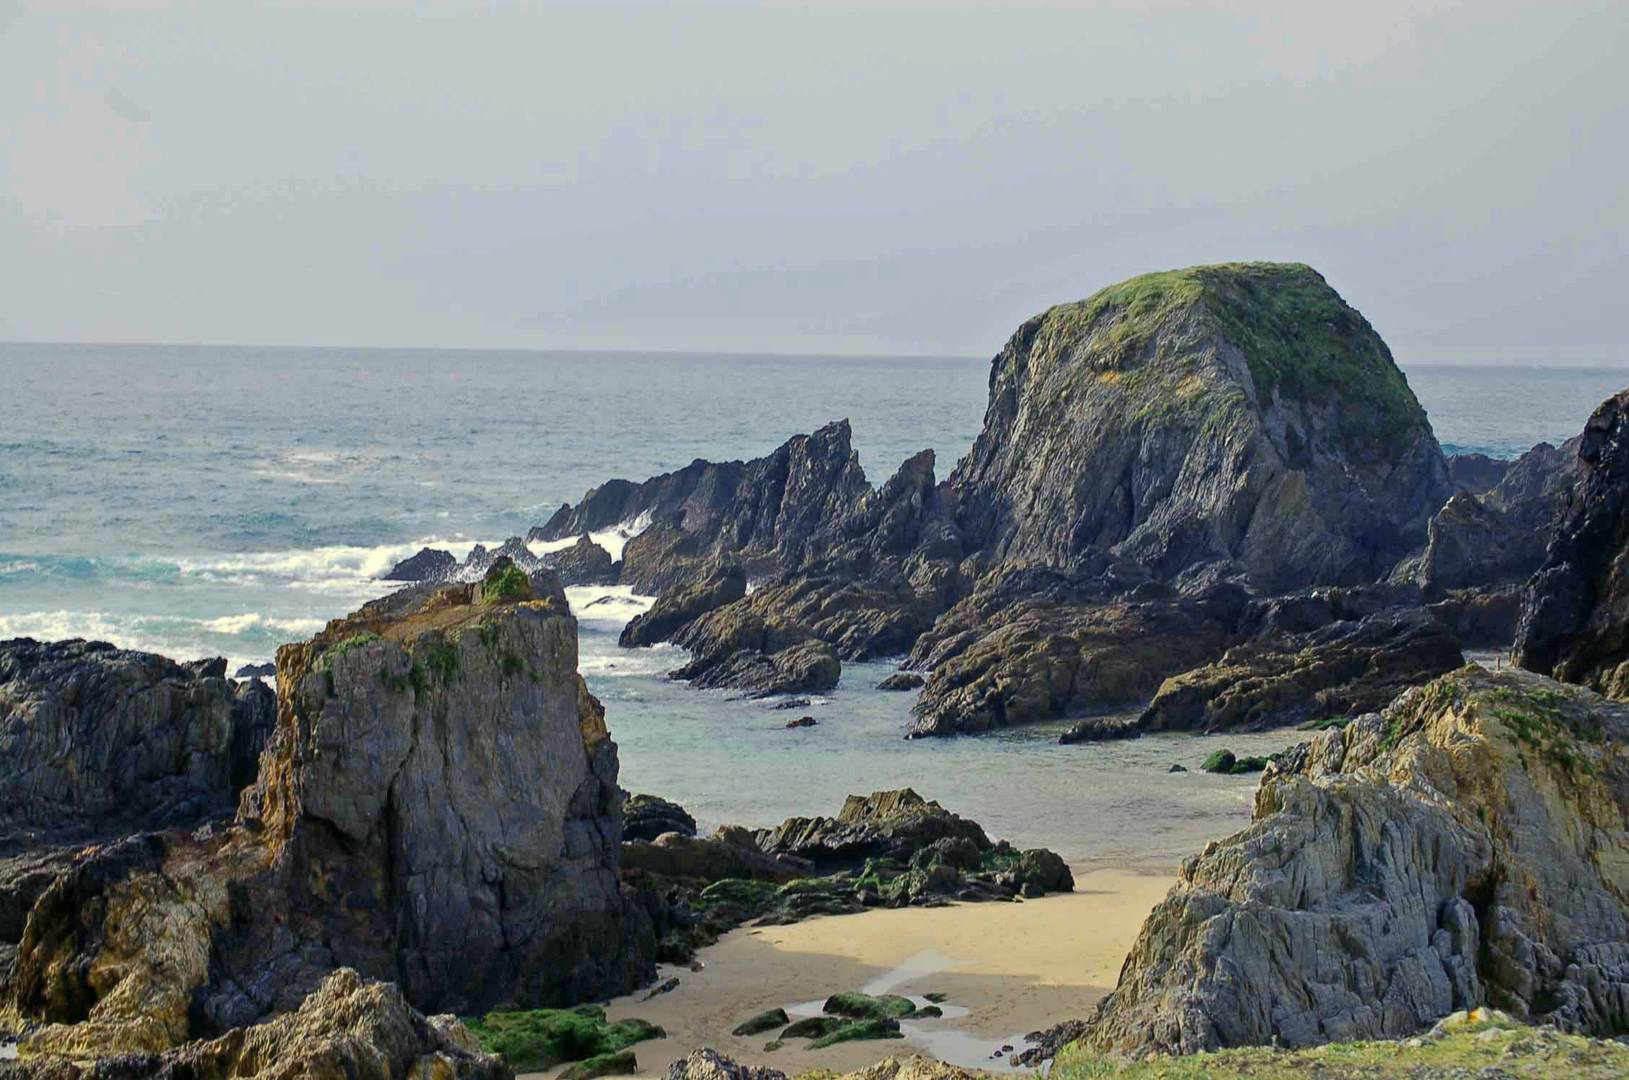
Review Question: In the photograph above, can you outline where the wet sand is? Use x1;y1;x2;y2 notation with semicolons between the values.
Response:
521;868;1173;1078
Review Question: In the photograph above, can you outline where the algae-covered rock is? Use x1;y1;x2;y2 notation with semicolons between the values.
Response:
1082;666;1629;1056
730;1009;789;1037
949;262;1451;592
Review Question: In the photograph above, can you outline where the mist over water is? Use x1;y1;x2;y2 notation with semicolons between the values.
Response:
1;344;1622;862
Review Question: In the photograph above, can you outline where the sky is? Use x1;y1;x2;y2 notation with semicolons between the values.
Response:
1;1;1625;360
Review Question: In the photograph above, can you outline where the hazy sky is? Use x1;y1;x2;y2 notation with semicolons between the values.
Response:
1;1;1624;359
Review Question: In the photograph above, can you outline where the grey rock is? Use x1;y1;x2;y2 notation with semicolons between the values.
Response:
622;793;697;843
756;789;989;870
542;534;619;587
380;546;457;582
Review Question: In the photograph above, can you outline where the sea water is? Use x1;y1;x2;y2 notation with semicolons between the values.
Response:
1;344;1622;863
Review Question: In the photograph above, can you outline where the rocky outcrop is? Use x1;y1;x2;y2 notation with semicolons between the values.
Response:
907;575;1245;737
622;793;697;843
1136;606;1464;733
4;564;654;1056
754;789;989;869
620;563;746;648
1517;389;1629;697
1399;439;1576;595
947;263;1451;592
664;591;843;697
1446;452;1512;493
0;640;274;838
5;968;508;1079
1081;667;1629;1056
542;535;618;586
381;546;457;582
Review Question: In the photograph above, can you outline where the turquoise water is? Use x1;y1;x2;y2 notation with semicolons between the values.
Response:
1;344;1622;862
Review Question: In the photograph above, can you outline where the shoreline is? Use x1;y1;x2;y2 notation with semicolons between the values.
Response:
522;866;1173;1079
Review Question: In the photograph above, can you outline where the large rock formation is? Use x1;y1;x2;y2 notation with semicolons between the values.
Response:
1517;389;1629;697
4;564;653;1059
1081;666;1629;1056
947;263;1451;592
1;968;508;1079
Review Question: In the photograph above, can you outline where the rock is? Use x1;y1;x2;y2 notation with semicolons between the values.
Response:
1138;606;1465;733
1198;748;1236;773
6;564;655;1054
621;794;697;843
1168;764;1188;772
1517;389;1629;698
1013;848;1074;893
730;1008;789;1037
769;698;811;710
1081;667;1629;1056
620;832;808;884
664;1048;787;1080
1058;716;1140;744
381;546;457;582
947;263;1452;592
234;662;276;678
784;715;817;729
542;535;619;587
876;672;924;691
756;789;989;870
908;583;1243;737
670;633;840;699
4;968;508;1078
620;563;746;648
1447;452;1512;493
560;1048;638;1080
1426;584;1525;648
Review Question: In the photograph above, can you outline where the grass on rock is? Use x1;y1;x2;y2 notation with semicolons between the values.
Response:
463;1004;662;1072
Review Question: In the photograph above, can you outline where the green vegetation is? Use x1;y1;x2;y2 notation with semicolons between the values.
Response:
559;1049;638;1080
1486;683;1603;777
780;1016;844;1040
318;632;378;674
807;1017;905;1049
1300;715;1352;732
463;1005;662;1073
731;1008;789;1037
423;639;460;683
1052;262;1425;452
1049;1017;1629;1079
1379;676;1461;753
1199;749;1276;775
821;992;917;1020
696;878;781;912
482;563;531;604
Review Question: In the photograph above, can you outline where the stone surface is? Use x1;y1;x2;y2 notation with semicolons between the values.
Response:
620;563;746;648
4;968;508;1079
1082;666;1629;1056
5;566;655;1055
947;263;1452;592
622;794;697;843
1517;389;1629;698
755;789;989;869
381;546;458;582
542;535;618;587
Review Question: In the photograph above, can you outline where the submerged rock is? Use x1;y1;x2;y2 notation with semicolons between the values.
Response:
1082;666;1629;1056
876;671;924;691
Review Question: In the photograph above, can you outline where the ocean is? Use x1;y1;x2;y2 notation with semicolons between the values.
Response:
1;343;1622;865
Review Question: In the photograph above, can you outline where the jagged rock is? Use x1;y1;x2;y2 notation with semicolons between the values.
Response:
755;789;988;869
0;639;275;837
908;584;1244;737
1082;667;1629;1056
542;535;618;587
948;263;1452;592
663;1048;786;1080
1426;584;1525;648
671;636;840;698
1138;606;1464;733
1399;440;1576;594
621;794;697;843
620;832;809;884
234;662;276;678
1447;452;1512;493
876;672;923;691
5;564;654;1055
380;546;457;582
4;968;508;1078
1057;716;1140;744
1517;389;1629;697
620;563;746;648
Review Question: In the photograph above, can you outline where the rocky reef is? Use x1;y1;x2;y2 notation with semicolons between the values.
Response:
1517;388;1629;698
1;561;654;1068
1073;666;1628;1057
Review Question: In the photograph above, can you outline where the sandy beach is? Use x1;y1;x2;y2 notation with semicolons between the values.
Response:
522;868;1172;1079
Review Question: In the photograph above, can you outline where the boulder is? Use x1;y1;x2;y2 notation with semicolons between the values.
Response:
5;563;655;1054
755;789;989;869
664;1049;786;1080
948;262;1452;592
876;672;923;691
380;546;457;582
1138;606;1464;733
542;535;618;587
1517;389;1629;697
619;563;746;648
1082;667;1629;1056
621;794;697;843
5;968;508;1079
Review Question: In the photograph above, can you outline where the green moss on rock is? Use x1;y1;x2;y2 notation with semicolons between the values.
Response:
463;1004;662;1073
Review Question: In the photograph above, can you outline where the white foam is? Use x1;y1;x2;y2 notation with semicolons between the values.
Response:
0;609;322;675
566;585;652;629
529;511;652;564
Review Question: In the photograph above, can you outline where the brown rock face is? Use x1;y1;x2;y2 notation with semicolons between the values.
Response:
1517;388;1629;697
7;568;653;1055
1083;667;1629;1056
